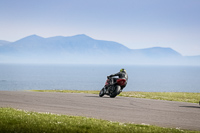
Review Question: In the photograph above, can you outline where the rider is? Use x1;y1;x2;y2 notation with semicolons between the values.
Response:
107;68;128;90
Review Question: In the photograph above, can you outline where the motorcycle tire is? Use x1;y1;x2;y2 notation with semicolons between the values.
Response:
99;88;104;97
110;85;120;98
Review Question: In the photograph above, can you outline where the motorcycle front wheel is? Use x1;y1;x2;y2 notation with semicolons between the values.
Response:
99;88;104;97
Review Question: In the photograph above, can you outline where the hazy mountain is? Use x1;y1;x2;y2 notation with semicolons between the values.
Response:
0;40;11;46
0;34;199;65
132;47;181;58
7;34;130;55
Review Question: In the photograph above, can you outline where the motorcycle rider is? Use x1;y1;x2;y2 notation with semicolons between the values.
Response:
107;68;128;90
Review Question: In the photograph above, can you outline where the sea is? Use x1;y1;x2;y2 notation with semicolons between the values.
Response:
0;64;200;92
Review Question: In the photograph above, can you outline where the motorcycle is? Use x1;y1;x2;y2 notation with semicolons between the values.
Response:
99;76;126;98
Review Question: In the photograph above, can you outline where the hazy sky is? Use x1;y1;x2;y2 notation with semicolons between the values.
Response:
0;0;200;56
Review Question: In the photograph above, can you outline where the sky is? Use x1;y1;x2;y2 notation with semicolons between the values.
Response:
0;0;200;56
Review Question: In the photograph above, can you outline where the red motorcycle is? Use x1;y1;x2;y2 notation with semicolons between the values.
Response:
99;77;126;98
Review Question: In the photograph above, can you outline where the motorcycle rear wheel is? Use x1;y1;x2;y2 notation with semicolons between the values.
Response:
110;85;120;98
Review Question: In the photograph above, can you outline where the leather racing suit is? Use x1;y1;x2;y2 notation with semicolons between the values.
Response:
108;71;128;90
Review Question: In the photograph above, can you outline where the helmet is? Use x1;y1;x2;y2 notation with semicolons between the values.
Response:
120;68;126;72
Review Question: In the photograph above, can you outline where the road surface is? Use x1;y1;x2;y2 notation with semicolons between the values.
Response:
0;91;199;130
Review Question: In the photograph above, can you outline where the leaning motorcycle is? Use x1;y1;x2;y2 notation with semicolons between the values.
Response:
99;76;126;98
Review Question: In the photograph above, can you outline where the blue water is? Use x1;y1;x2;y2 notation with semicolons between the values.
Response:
0;64;200;92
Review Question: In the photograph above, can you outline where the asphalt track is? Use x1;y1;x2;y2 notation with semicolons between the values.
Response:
0;91;200;131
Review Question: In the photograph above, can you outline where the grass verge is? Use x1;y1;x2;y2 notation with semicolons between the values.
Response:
32;90;200;103
0;108;198;133
119;92;200;103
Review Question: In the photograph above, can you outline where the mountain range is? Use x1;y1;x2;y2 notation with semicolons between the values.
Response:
0;34;199;65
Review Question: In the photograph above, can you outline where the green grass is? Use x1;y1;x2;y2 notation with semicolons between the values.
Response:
0;108;198;133
32;90;200;103
119;92;200;103
32;89;99;95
